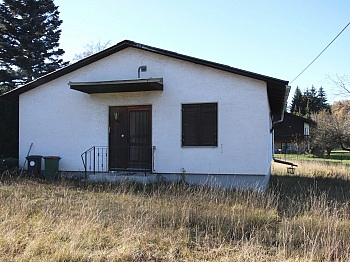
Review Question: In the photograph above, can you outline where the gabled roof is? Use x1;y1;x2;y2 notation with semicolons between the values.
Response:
282;112;316;125
274;112;315;139
1;40;289;115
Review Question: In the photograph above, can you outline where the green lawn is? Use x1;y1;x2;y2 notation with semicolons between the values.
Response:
274;150;350;164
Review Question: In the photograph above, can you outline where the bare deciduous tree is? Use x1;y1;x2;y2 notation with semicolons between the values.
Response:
311;101;350;156
73;40;111;61
311;110;338;156
332;101;350;151
329;74;350;97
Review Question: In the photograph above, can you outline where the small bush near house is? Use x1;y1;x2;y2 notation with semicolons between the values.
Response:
0;161;350;261
311;146;325;158
0;157;18;172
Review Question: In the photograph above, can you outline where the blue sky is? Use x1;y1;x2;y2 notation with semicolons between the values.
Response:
55;0;350;104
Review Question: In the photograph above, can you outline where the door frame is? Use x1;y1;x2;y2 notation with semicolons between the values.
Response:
108;105;152;170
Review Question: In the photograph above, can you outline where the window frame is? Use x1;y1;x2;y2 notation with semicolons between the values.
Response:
181;102;218;147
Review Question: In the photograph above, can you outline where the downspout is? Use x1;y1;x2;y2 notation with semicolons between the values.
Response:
271;85;298;168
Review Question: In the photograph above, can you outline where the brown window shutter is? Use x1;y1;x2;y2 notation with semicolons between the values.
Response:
182;103;217;146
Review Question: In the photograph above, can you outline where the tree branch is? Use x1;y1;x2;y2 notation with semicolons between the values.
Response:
341;143;350;152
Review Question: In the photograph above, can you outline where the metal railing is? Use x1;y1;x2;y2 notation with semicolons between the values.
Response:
81;146;108;178
81;145;156;178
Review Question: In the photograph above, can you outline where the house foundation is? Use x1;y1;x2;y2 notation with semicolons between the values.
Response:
62;171;269;192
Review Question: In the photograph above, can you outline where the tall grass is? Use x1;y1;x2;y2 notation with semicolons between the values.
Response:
272;160;350;180
1;165;350;261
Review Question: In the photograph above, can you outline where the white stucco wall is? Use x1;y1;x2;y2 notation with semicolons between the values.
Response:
19;47;272;181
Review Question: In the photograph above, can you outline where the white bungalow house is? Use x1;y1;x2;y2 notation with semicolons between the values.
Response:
1;40;290;191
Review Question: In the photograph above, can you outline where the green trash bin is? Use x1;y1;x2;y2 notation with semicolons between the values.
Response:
44;156;61;180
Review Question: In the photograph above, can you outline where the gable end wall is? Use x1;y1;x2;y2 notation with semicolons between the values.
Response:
19;48;272;178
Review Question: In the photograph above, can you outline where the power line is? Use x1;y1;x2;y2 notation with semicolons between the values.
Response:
290;21;350;84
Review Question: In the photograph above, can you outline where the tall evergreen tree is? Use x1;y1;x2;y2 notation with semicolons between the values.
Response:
289;86;303;115
290;86;331;117
0;0;68;92
303;88;311;117
308;85;318;114
317;86;330;112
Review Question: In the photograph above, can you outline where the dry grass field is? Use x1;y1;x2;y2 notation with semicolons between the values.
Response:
1;160;350;261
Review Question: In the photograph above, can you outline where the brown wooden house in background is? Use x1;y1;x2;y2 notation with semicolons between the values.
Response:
274;112;314;154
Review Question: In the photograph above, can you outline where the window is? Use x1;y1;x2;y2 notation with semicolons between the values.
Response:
182;103;217;146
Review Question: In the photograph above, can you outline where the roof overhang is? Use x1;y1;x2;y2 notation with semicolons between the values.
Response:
269;84;290;123
69;78;163;94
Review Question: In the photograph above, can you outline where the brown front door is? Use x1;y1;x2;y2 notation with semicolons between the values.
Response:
109;105;152;170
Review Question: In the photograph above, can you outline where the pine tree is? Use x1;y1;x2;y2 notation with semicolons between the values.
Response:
302;88;311;117
289;86;303;115
0;0;68;92
290;86;331;118
317;86;330;112
308;85;318;114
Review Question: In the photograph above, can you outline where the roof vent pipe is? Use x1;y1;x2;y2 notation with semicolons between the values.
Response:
138;66;147;78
